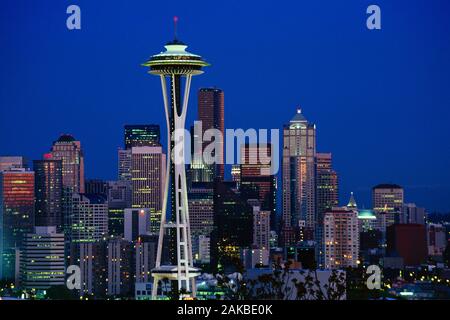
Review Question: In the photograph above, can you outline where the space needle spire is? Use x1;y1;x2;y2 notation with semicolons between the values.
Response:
142;18;209;300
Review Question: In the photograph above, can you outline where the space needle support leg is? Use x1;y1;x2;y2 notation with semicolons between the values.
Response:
152;75;172;299
180;74;197;297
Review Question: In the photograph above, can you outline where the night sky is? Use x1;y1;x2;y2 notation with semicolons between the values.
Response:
1;0;449;212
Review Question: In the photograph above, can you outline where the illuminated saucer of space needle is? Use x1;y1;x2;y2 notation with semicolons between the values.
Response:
142;16;209;75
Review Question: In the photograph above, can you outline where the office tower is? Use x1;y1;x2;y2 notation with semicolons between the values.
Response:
50;134;85;193
231;164;241;184
282;109;316;245
20;226;65;290
252;205;270;250
85;179;109;196
0;167;34;280
323;207;359;269
316;153;339;217
427;223;447;256
118;148;132;181
107;180;132;237
187;182;214;262
135;235;158;284
77;241;107;297
107;238;133;296
372;184;404;233
124;208;157;241
131;146;165;212
0;156;28;171
70;193;108;243
33;159;63;230
240;143;277;230
143;34;208;298
386;224;427;266
195;87;225;181
315;153;339;267
211;181;253;272
124;124;161;149
198;235;210;264
400;203;426;224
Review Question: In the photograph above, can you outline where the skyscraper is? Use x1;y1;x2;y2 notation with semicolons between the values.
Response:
118;148;132;181
193;88;225;181
70;193;108;243
323;207;359;269
107;180;132;237
386;224;427;266
315;153;339;267
211;181;253;272
400;203;426;225
372;184;404;233
50;134;85;194
107;238;133;296
143;34;208;298
0;167;35;280
240;143;277;230
33;159;63;230
187;182;214;263
124;125;161;149
281;109;316;245
131;146;165;214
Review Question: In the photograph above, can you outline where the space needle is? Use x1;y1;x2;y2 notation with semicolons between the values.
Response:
142;17;209;299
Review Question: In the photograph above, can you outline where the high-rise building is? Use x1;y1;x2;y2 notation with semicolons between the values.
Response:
33;159;63;230
0;167;34;280
118;148;132;181
49;134;85;194
107;238;133;296
135;235;158;284
194;88;225;181
188;182;214;263
143;37;208;298
77;241;107;297
131;147;165;214
107;180;132;237
316;153;338;218
20;226;65;290
315;153;339;267
211;181;253;272
427;223;447;256
0;156;28;172
124;125;161;149
372;184;404;233
400;203;426;225
386;224;427;266
281;109;316;245
70;193;108;243
323;207;359;269
240;143;276;230
252;205;270;250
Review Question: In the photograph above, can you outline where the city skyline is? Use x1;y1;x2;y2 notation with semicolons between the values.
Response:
1;1;449;212
1;1;450;303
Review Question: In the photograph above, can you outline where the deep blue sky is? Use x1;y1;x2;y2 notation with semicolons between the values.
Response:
1;0;449;212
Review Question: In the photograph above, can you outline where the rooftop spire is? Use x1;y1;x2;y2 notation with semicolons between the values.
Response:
347;192;357;208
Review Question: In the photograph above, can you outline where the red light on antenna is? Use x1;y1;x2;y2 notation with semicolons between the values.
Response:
174;16;179;22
